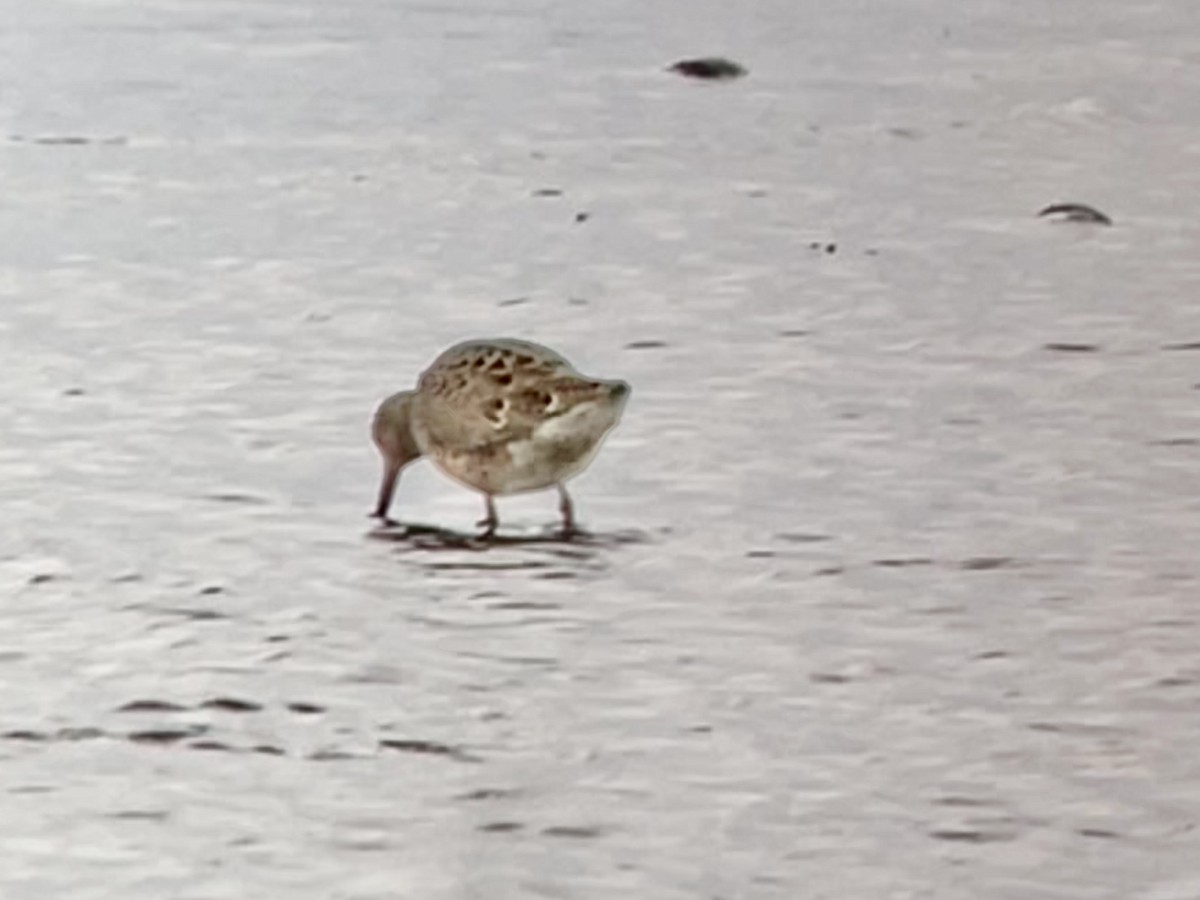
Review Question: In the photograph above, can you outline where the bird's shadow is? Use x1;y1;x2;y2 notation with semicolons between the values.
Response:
367;521;647;552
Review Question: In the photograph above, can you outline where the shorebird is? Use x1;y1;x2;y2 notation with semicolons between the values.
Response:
371;338;630;537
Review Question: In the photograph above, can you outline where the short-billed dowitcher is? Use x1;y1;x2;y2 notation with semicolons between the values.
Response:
371;338;630;537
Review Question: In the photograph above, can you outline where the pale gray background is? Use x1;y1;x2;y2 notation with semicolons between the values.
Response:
0;1;1198;898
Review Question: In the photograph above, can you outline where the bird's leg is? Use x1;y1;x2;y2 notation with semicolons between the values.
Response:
556;483;577;537
476;495;499;539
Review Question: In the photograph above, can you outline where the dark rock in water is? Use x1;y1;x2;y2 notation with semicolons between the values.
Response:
1043;342;1100;353
456;787;518;801
959;556;1016;571
188;740;235;752
479;821;524;833
199;697;263;713
668;57;747;80
127;727;204;745
286;702;325;715
117;699;188;713
109;809;170;821
1037;203;1113;225
929;828;1016;843
3;730;48;741
873;557;934;568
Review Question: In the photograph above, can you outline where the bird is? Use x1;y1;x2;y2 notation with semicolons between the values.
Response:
370;338;630;538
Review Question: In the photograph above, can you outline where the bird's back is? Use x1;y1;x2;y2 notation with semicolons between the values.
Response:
413;339;582;450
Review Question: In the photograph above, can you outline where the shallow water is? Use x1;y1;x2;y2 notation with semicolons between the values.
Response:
2;0;1200;897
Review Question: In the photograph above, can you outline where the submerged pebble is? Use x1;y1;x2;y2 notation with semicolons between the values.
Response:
667;57;747;80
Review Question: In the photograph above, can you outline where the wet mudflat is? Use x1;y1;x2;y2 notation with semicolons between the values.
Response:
1;0;1200;897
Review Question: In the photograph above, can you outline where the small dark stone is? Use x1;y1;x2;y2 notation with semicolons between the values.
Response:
929;828;1014;843
1156;676;1193;687
975;650;1010;660
3;730;47;742
253;744;286;756
934;796;994;808
668;57;747;80
285;702;325;715
776;532;832;544
1163;341;1200;351
199;697;262;713
110;809;170;821
188;740;235;752
309;749;356;761
456;788;516;801
810;672;852;684
1044;342;1099;353
574;211;589;223
127;728;201;745
479;821;524;833
624;340;668;350
205;492;269;506
168;608;227;621
531;188;563;197
1037;202;1112;226
117;700;188;713
960;556;1015;571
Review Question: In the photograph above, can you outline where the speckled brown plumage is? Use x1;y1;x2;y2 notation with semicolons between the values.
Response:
371;339;630;537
